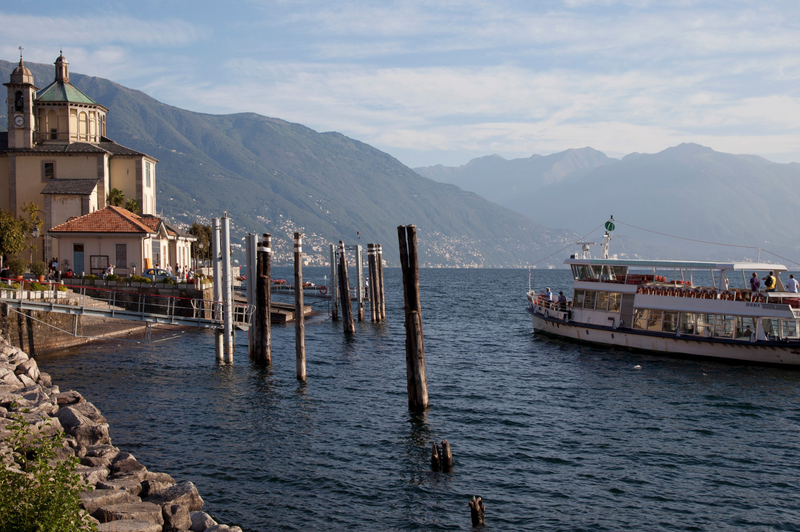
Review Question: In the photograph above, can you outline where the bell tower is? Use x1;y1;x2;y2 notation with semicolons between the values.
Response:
4;49;38;149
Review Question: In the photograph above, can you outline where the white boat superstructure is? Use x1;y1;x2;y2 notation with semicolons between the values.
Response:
527;219;800;366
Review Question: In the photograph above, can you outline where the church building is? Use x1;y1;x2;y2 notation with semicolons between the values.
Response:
0;52;189;275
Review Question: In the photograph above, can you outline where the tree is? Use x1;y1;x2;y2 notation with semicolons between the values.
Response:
189;222;212;266
124;199;140;214
20;203;43;263
106;188;125;207
0;210;26;270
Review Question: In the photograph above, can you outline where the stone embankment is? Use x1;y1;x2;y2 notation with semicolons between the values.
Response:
0;334;242;532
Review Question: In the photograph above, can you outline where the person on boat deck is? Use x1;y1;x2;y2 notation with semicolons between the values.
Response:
787;274;799;293
750;273;760;292
544;287;554;302
763;271;777;292
557;291;567;309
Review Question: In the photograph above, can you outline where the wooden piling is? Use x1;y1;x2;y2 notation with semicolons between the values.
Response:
356;245;365;322
398;226;428;410
431;442;441;472
252;234;271;365
368;244;378;322
294;233;306;381
469;496;485;526
377;244;386;320
329;243;339;321
441;440;453;472
338;241;356;334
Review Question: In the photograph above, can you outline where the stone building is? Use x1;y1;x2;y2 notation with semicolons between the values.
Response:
0;52;159;262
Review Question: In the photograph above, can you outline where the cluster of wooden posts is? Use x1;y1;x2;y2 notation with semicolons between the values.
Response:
327;242;386;330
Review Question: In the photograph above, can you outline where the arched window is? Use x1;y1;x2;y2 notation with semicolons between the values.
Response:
47;110;58;140
14;91;23;112
79;112;87;140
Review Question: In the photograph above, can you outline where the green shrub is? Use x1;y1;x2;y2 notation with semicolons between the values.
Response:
161;277;176;286
0;414;97;531
83;275;98;281
130;275;151;283
0;282;9;289
28;261;47;277
7;257;28;277
106;274;119;281
29;283;45;291
57;284;68;292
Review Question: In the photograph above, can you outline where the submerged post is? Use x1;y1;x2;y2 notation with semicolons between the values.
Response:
212;218;223;362
398;225;428;410
253;233;271;364
246;233;256;354
377;244;386;320
338;241;355;334
329;243;339;321
294;232;306;381
221;213;234;363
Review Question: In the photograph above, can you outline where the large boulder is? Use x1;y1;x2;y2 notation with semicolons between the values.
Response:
190;512;217;532
163;504;192;532
140;478;175;498
110;457;147;478
79;488;139;514
70;401;106;424
96;520;162;532
144;481;204;512
14;358;39;382
7;349;28;365
205;526;243;532
56;406;111;446
52;390;84;406
95;501;164;526
77;464;110;485
96;477;144;497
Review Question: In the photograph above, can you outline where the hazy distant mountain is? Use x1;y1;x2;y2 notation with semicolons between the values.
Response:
0;59;576;267
414;148;616;212
532;143;800;261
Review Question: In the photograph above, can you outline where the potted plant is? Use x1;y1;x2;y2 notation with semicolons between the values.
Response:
7;257;28;281
29;261;47;282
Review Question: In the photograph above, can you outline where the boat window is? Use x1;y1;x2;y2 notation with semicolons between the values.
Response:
591;265;603;279
613;266;628;278
601;265;615;281
574;265;592;280
696;314;712;337
782;319;799;339
763;318;779;339
647;310;663;331
713;315;734;338
679;313;696;335
736;317;756;340
595;291;609;311
633;309;648;329
573;290;585;308
663;312;678;333
608;292;621;312
571;265;579;279
584;291;596;310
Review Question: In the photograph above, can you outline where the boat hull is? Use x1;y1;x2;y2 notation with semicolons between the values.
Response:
529;309;800;366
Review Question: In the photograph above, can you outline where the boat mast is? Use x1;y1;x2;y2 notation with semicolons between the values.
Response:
601;216;615;259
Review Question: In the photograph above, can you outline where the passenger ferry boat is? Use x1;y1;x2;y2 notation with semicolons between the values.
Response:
527;219;800;366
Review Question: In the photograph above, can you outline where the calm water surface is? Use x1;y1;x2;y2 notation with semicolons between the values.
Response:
37;268;800;531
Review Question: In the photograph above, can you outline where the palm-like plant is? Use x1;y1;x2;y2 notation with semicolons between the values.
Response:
107;188;125;207
124;199;140;214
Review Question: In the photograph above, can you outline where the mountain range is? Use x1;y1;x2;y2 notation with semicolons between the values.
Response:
416;145;800;264
0;59;575;268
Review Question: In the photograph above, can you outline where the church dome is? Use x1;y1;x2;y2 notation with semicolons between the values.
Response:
10;58;33;85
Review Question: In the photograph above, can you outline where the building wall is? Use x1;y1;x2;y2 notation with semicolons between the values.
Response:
0;158;8;211
13;153;102;216
109;157;138;205
50;195;85;227
54;234;150;276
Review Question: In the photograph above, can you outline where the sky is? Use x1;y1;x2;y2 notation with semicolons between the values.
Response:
2;0;800;168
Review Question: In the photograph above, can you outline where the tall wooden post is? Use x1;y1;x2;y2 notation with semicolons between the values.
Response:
221;214;234;363
377;244;386;321
245;234;256;355
338;241;355;334
368;244;378;322
294;233;306;381
356;245;364;322
253;234;271;365
212;218;223;362
398;226;428;410
329;243;339;321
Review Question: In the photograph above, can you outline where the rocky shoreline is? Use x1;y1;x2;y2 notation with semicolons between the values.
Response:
0;333;242;532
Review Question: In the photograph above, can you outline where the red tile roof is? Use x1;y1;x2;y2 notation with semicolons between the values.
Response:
49;205;156;234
